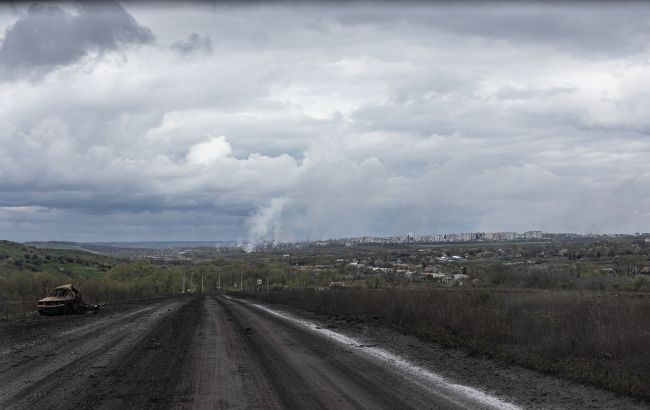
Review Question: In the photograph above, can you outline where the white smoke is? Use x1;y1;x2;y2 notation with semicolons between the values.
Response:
245;197;289;252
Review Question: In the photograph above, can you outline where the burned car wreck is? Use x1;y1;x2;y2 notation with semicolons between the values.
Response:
37;284;100;315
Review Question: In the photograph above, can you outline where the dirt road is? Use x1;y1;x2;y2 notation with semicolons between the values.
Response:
0;294;646;409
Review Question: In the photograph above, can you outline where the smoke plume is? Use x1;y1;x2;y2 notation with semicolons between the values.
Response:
245;197;289;251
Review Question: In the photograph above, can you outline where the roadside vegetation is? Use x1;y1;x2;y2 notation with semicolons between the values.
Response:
248;288;650;401
0;240;314;317
0;241;190;317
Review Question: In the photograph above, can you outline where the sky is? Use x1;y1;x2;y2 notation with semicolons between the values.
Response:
1;2;650;243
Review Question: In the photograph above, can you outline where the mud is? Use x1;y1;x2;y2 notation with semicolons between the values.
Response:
0;294;647;409
253;299;649;410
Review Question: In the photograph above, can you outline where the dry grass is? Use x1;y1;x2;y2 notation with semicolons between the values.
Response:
251;288;650;400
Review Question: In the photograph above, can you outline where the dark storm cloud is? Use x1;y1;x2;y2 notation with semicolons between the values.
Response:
333;4;650;57
171;33;213;56
0;2;153;78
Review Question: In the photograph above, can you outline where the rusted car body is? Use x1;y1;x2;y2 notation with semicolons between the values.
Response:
37;284;85;315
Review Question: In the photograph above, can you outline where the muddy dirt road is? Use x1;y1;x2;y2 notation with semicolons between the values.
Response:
0;294;646;409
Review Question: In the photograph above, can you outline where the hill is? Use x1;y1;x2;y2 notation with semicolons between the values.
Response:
0;240;187;316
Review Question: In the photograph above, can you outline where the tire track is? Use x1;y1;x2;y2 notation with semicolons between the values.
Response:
217;296;463;409
0;300;184;410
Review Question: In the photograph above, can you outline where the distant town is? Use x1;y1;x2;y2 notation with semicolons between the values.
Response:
247;230;650;251
27;230;650;261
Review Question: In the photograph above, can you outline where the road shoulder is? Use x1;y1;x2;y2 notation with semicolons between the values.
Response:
236;296;648;410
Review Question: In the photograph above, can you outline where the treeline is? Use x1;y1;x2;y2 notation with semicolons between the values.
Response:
0;254;338;309
208;257;342;290
247;288;650;401
0;260;186;305
471;263;650;292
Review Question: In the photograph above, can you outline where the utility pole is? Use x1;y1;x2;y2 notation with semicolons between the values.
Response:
240;274;243;291
182;272;186;293
266;277;269;291
218;274;221;291
201;271;204;293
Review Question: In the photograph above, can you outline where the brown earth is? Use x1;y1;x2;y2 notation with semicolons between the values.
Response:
0;294;647;409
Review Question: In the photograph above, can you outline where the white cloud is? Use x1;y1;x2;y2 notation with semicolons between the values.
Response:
186;136;232;166
1;3;650;241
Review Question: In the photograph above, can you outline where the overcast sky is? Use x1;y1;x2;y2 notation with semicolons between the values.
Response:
1;2;650;243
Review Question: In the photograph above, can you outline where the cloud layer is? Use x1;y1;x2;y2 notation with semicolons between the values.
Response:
1;3;650;241
0;2;153;79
